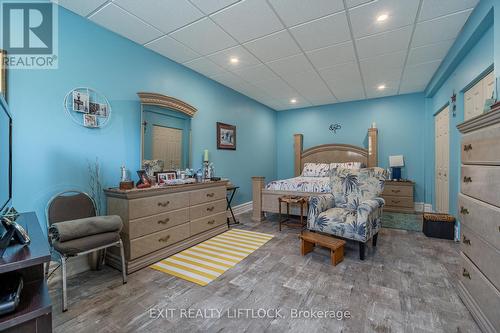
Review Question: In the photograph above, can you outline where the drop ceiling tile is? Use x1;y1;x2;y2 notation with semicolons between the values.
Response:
183;57;227;77
399;81;427;94
402;60;442;87
266;53;315;77
306;95;338;106
208;45;260;70
55;0;108;16
243;30;301;62
290;12;351;51
419;0;479;22
89;4;163;45
210;0;283;43
306;41;356;70
233;64;280;82
189;0;242;15
210;71;247;87
412;9;473;47
346;0;374;8
254;78;298;99
407;39;454;66
268;0;344;27
356;26;412;59
319;62;365;102
145;35;200;63
281;70;333;101
170;18;238;55
284;100;312;109
360;51;405;85
114;0;204;34
349;0;420;38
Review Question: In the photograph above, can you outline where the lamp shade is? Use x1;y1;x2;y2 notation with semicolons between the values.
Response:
389;155;404;167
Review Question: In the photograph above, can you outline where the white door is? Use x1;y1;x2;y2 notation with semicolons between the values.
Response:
435;107;450;213
152;126;183;170
483;71;496;102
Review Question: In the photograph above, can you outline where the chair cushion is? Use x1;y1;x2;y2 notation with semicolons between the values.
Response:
53;232;120;256
330;167;387;207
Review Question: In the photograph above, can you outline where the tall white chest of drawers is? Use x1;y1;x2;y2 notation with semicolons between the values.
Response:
457;108;500;333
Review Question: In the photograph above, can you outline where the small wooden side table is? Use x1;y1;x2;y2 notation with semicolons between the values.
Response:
278;195;308;231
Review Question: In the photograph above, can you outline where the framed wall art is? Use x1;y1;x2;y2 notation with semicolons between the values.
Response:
217;122;236;150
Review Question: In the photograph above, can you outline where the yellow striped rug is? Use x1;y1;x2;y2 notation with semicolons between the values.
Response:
150;229;274;286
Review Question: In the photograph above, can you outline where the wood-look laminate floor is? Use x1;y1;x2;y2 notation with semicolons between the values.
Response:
49;212;480;333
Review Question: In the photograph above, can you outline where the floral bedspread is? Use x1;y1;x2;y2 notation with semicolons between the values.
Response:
265;177;331;193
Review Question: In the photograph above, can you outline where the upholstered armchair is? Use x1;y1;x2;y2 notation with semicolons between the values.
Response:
307;167;387;260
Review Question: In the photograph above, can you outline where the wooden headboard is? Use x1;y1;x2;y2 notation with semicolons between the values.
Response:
293;128;378;176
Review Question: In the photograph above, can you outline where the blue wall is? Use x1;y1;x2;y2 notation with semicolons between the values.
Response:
8;7;276;227
276;93;426;202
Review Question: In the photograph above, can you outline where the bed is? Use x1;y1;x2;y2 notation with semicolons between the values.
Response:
251;128;378;221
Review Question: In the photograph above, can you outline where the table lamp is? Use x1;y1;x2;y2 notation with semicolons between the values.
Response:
389;155;404;180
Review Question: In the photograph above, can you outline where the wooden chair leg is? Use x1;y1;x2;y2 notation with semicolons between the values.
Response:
372;233;378;247
359;242;366;260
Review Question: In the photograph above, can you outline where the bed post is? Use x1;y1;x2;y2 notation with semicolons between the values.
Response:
294;134;303;176
252;176;265;222
368;128;378;167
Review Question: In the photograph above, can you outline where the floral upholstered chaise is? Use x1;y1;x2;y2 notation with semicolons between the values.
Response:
307;167;388;260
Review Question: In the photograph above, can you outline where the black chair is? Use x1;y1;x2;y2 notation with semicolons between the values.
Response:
45;191;126;311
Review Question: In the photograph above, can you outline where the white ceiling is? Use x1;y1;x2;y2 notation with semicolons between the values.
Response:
54;0;478;110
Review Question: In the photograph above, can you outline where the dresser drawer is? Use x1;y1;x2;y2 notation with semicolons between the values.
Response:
458;193;500;250
129;223;190;259
461;225;500;291
190;186;226;205
462;122;500;165
190;199;226;220
382;195;413;208
190;212;226;236
461;165;500;208
459;253;500;330
382;184;413;197
129;192;189;219
128;208;189;239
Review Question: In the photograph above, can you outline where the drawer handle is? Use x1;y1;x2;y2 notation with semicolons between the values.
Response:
462;235;471;245
206;206;215;212
207;219;216;225
158;201;170;207
463;176;472;183
206;193;215;198
462;268;471;279
391;189;401;193
463;144;472;151
392;200;400;204
158;235;171;243
157;218;170;225
460;206;469;215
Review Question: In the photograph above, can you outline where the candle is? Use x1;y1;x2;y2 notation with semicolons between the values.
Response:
203;149;209;162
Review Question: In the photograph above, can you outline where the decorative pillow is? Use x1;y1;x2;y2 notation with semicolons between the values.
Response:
329;162;362;170
302;163;330;177
330;167;387;209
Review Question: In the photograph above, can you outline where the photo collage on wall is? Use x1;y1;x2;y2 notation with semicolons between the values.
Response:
71;89;109;128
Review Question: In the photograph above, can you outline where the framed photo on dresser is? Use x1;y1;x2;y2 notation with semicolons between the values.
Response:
217;122;236;150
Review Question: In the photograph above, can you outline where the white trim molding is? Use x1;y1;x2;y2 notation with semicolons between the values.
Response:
227;201;252;217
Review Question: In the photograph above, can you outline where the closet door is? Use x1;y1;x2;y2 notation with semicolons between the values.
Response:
464;89;474;121
483;71;495;102
471;81;484;119
435;107;450;213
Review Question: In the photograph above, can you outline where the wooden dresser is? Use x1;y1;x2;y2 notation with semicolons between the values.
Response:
457;108;500;333
381;180;415;213
104;181;228;273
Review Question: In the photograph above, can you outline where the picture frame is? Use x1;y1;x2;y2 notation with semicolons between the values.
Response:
217;122;236;150
156;171;177;184
0;50;6;102
83;114;98;128
73;90;89;113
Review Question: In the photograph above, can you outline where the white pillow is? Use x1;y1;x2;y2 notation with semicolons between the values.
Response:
330;162;362;170
302;163;330;177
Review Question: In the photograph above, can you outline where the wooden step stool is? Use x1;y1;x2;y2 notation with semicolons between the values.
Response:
300;231;346;266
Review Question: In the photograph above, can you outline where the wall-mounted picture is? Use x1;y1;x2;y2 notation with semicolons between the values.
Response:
96;103;108;117
217;122;236;150
83;114;98;128
73;91;89;113
156;171;177;184
89;102;99;115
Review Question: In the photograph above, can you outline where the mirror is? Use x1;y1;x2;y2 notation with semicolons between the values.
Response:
138;93;196;173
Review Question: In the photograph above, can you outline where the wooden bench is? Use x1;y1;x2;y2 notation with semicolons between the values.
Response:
300;231;346;266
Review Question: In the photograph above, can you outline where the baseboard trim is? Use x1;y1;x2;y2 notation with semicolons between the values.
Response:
229;201;252;216
415;202;433;212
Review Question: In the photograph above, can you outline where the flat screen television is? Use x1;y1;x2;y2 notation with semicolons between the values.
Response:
0;95;12;212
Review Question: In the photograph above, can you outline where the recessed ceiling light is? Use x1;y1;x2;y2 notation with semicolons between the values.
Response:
290;99;297;104
230;57;239;64
377;84;386;90
376;13;389;22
